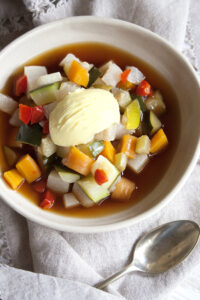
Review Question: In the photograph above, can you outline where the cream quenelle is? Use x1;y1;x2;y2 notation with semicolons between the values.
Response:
49;88;120;146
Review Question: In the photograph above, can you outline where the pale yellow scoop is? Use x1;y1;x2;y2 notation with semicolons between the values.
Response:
49;88;120;147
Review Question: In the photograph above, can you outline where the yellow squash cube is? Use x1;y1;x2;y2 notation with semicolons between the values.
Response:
16;154;41;183
4;169;25;190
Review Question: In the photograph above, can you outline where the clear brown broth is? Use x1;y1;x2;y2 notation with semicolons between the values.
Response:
0;42;180;218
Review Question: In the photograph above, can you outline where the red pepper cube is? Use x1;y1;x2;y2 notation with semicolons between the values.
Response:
136;80;151;96
42;120;49;135
31;106;45;125
120;69;131;83
19;104;32;125
40;190;55;209
16;75;27;97
32;179;46;193
94;169;108;185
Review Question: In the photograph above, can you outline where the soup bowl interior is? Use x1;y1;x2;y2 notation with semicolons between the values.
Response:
0;17;200;232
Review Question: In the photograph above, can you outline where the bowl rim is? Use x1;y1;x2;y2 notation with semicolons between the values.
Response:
0;16;200;233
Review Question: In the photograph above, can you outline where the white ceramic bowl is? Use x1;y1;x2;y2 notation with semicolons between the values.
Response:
0;17;200;233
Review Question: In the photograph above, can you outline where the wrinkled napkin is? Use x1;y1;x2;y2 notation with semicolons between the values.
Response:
0;1;200;300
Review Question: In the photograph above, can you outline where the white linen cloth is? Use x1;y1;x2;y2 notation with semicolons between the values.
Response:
0;1;200;299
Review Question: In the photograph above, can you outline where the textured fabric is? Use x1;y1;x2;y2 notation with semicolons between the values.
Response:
0;1;200;300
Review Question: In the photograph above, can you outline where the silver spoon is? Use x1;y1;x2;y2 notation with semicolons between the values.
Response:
95;220;200;290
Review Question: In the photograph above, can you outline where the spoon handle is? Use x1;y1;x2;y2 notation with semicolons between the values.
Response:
95;264;138;290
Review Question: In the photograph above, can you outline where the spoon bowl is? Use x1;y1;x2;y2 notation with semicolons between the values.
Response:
96;220;200;289
133;220;200;273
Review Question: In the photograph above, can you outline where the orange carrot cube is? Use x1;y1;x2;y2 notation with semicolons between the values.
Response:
101;141;116;163
120;134;137;159
66;60;89;87
150;128;168;154
62;146;94;176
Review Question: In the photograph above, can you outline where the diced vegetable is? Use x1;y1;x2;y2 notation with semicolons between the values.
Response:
16;123;42;146
42;153;61;175
16;75;27;96
3;169;25;190
94;169;108;185
32;178;46;193
24;66;47;91
40;135;56;157
138;112;152;136
88;140;105;158
124;100;141;130
55;165;80;183
63;193;80;208
9;109;21;127
125;66;145;85
114;153;127;172
128;154;149;174
150;128;168;154
30;82;59;105
62;146;94;176
19;104;32;124
145;90;166;116
67;60;89;87
92;77;105;86
120;134;137;159
149;111;162;135
91;155;120;189
31;106;45;125
40;190;55;209
113;88;132;112
135;135;150;154
109;175;121;192
111;177;136;202
43;102;56;118
72;182;95;208
117;80;135;90
136;80;151;96
95;124;118;142
80;61;94;72
77;144;92;158
16;154;41;183
0;93;18;114
77;176;110;203
100;61;122;87
99;61;112;74
60;53;93;72
120;69;131;83
131;95;147;113
42;120;49;135
101;141;116;163
88;67;101;87
3;145;18;166
92;84;112;91
56;81;81;101
47;169;69;193
134;121;144;137
115;122;135;140
60;53;80;68
56;146;70;158
36;72;62;88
